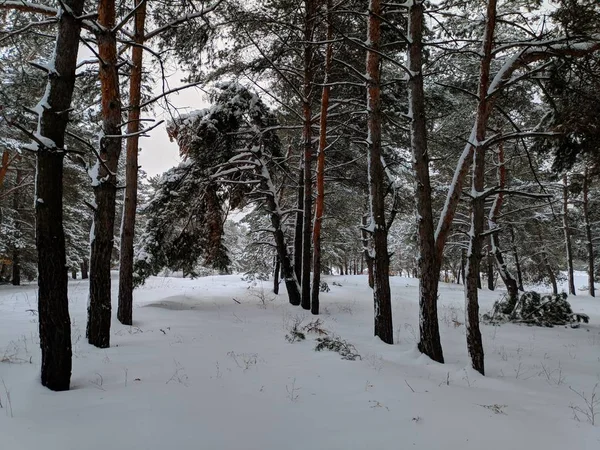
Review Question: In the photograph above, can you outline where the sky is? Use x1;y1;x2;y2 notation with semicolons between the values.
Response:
138;78;209;177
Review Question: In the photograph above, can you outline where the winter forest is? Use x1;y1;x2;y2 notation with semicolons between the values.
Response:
1;0;600;448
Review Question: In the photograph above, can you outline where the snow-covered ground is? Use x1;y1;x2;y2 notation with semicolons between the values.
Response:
1;272;599;449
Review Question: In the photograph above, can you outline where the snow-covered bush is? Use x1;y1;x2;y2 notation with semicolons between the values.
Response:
483;291;577;327
314;336;361;360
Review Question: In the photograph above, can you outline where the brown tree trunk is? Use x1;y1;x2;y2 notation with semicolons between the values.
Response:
35;0;85;391
118;0;146;326
464;0;498;376
310;0;333;316
583;166;595;297
408;1;443;362
366;0;393;344
88;0;122;348
562;173;576;296
301;0;316;311
294;162;304;284
0;151;10;188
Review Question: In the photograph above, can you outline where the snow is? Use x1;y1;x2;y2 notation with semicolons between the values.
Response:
1;273;599;449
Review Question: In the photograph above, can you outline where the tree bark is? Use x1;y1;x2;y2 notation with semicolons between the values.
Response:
509;225;524;291
310;0;333;316
273;256;280;295
562;173;576;296
301;0;316;311
486;251;494;290
361;213;375;288
488;143;519;302
583;166;595;297
464;0;498;376
366;0;393;344
294;162;304;284
88;0;122;348
408;1;443;362
118;0;146;326
259;158;301;305
81;259;89;279
11;166;22;286
35;0;85;391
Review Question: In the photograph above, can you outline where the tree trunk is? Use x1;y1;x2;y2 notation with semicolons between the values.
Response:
81;259;89;279
273;256;280;295
294;161;304;284
464;0;498;376
583;166;595;297
261;160;301;305
486;251;494;290
408;1;443;362
300;0;316;311
310;0;333;316
118;0;146;326
88;0;122;348
562;173;576;296
11;166;22;286
509;225;524;291
361;213;374;288
366;0;393;344
488;143;519;303
34;0;85;391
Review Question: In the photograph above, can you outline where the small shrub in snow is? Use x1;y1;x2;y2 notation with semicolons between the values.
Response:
314;335;361;361
332;281;342;287
285;317;306;343
302;318;328;335
569;383;599;426
319;281;330;292
483;291;582;327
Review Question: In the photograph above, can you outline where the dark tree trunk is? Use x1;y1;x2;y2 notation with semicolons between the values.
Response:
71;270;77;280
361;213;374;288
486;251;494;290
310;0;333;316
300;0;316;311
583;167;595;297
408;1;443;362
464;0;498;376
11;250;20;286
11;166;22;286
488;143;518;303
562;174;576;296
34;0;84;391
294;162;304;285
509;225;524;291
273;257;280;295
81;259;89;279
461;248;467;285
88;0;122;348
263;175;300;306
118;0;146;326
366;0;393;344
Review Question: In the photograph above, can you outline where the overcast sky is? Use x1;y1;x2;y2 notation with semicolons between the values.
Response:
138;80;209;177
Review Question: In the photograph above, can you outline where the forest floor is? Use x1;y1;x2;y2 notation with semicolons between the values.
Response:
0;272;599;449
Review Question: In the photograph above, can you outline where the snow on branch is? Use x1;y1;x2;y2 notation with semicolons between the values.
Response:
0;1;58;16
